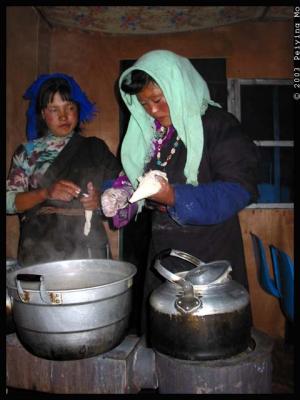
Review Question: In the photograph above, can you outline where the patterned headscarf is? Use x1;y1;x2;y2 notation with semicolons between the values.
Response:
119;50;221;188
23;73;97;140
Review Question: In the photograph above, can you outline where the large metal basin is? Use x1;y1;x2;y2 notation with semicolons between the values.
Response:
6;259;137;360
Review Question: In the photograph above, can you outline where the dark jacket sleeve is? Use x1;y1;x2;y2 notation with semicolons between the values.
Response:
168;107;259;225
168;181;250;225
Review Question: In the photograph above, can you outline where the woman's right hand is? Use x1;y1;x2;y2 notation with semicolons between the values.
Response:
101;188;129;217
46;179;81;202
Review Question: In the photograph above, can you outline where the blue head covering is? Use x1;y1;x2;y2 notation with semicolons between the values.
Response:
23;73;97;140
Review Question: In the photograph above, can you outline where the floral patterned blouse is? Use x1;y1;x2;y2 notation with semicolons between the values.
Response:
6;131;74;214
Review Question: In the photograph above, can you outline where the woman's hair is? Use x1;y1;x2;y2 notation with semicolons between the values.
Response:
36;77;81;137
121;70;157;95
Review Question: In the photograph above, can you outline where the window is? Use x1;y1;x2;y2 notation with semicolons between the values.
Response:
228;79;294;207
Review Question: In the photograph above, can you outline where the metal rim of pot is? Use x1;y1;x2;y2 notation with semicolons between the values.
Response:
7;259;137;305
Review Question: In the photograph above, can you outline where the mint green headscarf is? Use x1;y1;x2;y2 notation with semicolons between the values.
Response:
119;50;221;189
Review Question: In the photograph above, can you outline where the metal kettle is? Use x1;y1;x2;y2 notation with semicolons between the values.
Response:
149;249;252;361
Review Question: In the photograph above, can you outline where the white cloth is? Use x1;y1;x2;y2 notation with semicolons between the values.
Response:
84;210;93;236
129;170;168;203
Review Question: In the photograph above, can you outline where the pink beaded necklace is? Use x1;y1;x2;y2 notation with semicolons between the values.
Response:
153;121;180;168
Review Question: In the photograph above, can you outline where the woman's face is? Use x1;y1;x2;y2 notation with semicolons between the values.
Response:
41;92;79;137
136;81;172;127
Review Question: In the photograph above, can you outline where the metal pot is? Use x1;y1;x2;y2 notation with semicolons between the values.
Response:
6;259;137;360
6;258;22;334
149;249;252;361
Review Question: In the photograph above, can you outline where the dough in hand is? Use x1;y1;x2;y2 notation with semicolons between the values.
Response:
84;210;93;236
129;170;168;203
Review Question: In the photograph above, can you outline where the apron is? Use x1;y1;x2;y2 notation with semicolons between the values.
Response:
18;133;120;266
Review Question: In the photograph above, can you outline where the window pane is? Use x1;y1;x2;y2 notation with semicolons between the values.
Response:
256;146;294;203
240;84;293;141
241;85;274;141
278;85;294;140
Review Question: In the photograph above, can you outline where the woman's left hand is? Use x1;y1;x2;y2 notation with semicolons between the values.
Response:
79;182;100;210
148;177;175;207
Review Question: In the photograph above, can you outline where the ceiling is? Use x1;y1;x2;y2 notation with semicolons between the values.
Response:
35;6;293;35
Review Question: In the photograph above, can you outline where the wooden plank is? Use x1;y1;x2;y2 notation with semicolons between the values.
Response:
239;208;293;338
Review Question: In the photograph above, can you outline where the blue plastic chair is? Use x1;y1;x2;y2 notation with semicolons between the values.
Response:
250;232;281;298
270;245;294;322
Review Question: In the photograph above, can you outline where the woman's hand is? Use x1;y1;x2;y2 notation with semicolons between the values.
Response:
148;177;175;207
14;179;81;212
101;188;129;217
79;182;100;211
46;179;81;202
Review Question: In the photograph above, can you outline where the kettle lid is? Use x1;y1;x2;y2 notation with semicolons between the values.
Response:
185;260;232;286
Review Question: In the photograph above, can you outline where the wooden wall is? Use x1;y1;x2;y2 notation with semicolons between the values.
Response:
6;6;51;259
6;7;293;337
48;20;293;155
239;208;294;338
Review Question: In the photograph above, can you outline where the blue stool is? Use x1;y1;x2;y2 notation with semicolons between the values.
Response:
250;233;280;298
270;245;294;322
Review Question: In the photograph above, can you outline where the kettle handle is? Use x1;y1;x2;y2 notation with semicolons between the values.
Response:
153;249;203;314
154;248;204;284
157;249;205;268
154;259;186;285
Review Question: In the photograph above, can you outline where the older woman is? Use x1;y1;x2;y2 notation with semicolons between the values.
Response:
7;73;121;266
101;50;259;335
